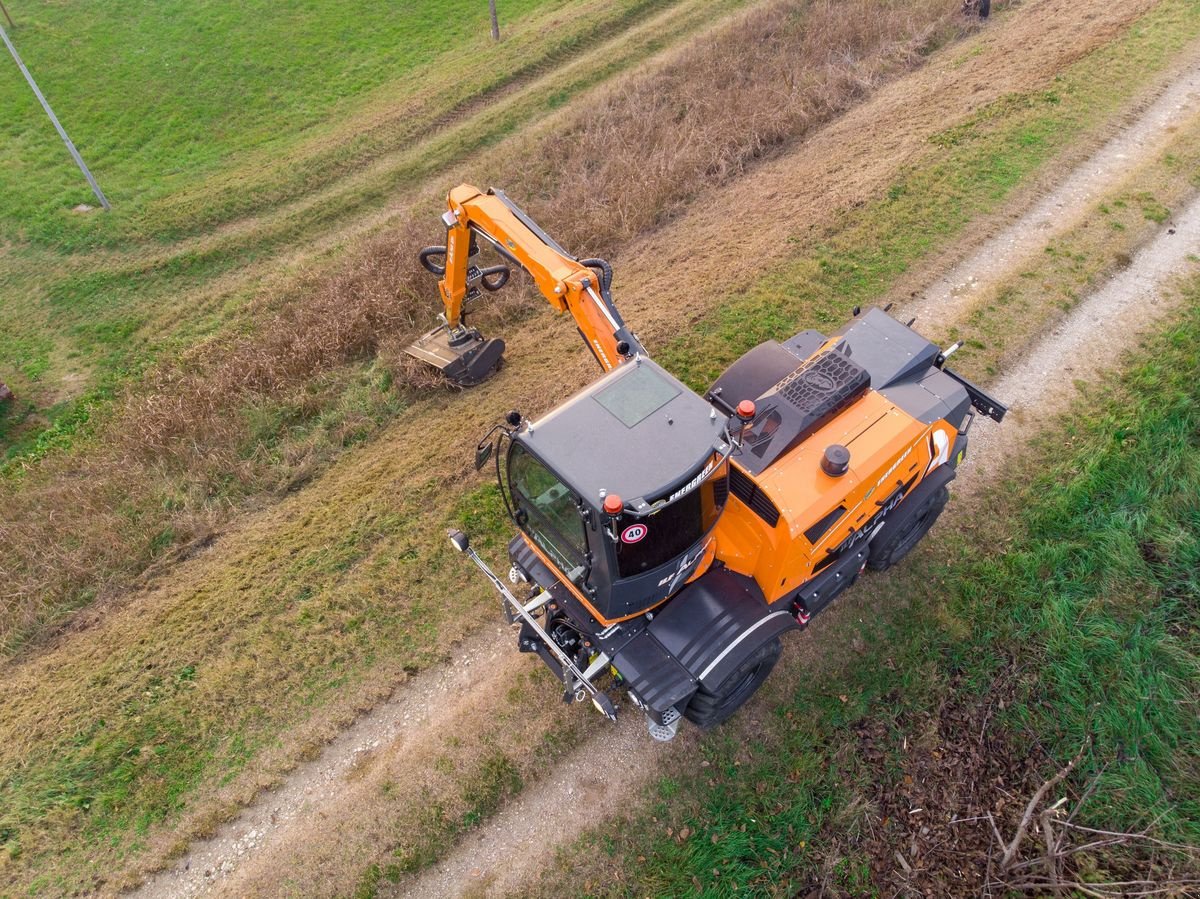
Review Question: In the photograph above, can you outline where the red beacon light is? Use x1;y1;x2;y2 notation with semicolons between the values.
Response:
602;494;623;517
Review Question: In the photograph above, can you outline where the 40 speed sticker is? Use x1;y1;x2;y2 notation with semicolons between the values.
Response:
620;523;648;544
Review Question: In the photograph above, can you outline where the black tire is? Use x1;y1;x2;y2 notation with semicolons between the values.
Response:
684;638;782;730
867;484;949;571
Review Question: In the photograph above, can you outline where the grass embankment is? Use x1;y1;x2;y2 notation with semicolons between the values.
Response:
527;281;1200;898
0;0;657;247
0;0;727;431
0;0;968;646
1;1;1192;892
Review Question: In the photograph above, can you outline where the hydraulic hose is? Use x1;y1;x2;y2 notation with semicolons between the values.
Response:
420;247;510;291
479;265;510;291
419;246;447;276
580;257;613;298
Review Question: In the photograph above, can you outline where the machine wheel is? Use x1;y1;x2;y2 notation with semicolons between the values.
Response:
684;638;782;730
867;484;949;571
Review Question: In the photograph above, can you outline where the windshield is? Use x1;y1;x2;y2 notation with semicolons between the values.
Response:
614;461;727;578
506;444;588;586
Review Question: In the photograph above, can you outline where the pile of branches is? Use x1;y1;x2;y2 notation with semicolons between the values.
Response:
974;743;1200;897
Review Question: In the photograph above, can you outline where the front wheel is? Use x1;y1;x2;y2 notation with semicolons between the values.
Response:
684;638;782;730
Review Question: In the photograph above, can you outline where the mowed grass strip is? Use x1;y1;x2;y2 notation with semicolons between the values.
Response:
656;0;1200;392
523;280;1200;899
0;480;517;895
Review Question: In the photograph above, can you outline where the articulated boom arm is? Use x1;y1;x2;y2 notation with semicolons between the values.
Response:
409;184;644;385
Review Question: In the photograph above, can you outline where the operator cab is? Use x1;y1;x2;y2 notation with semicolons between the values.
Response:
503;358;730;621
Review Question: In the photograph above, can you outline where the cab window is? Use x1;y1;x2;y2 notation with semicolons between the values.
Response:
507;444;588;586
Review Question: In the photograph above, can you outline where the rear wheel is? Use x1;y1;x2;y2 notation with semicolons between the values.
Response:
684;638;782;730
867;484;949;571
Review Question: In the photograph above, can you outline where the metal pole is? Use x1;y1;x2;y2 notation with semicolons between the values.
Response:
489;0;499;40
0;22;110;210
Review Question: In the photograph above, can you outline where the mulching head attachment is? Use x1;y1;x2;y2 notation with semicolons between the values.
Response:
404;323;506;388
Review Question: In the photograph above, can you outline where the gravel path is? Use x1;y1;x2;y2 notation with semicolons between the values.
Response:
130;624;510;899
906;54;1200;327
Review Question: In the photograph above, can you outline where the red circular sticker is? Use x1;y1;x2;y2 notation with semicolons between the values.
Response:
621;523;648;544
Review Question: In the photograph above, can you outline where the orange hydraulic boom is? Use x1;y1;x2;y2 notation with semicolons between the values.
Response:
405;184;643;385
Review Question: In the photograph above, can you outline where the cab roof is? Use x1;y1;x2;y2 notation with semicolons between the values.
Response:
517;358;726;511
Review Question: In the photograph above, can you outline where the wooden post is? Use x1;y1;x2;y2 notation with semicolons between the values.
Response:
489;0;499;41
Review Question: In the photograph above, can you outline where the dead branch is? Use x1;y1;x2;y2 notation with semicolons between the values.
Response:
1061;821;1200;855
1000;740;1089;870
1041;808;1060;893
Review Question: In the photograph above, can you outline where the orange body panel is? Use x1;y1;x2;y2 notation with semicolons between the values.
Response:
713;389;958;605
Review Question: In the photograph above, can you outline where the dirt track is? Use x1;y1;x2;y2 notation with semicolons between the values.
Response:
127;4;1200;896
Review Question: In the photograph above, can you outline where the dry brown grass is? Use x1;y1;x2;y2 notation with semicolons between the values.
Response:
0;0;965;653
512;0;963;253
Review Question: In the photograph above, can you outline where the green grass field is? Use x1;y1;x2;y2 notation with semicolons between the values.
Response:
0;0;587;245
530;280;1200;898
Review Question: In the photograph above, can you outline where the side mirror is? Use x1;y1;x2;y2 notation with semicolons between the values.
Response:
447;529;470;553
474;441;493;471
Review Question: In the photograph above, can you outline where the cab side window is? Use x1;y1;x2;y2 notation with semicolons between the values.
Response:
508;445;588;586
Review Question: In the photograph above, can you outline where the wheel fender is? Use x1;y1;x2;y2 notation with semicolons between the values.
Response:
647;568;798;692
870;459;956;550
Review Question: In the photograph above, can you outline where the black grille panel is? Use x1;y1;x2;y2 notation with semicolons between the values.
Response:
712;472;729;507
729;465;780;528
804;505;846;545
775;349;871;424
736;347;872;476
